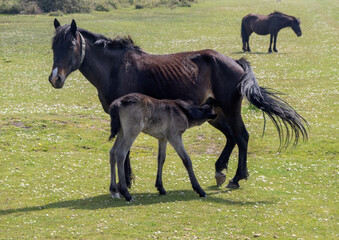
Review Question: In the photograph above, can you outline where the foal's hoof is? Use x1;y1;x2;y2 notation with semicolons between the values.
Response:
226;180;240;189
215;172;226;186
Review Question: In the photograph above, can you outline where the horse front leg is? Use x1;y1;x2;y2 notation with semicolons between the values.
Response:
273;33;278;52
155;139;167;195
268;34;273;53
169;135;206;197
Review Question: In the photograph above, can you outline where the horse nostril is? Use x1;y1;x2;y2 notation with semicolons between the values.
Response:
56;76;62;83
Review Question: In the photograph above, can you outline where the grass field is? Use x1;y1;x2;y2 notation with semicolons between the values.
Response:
0;0;338;239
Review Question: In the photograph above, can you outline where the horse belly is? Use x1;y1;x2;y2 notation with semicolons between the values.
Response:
252;20;270;35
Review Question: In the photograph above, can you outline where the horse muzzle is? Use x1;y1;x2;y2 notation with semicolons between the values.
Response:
297;31;302;37
49;67;65;89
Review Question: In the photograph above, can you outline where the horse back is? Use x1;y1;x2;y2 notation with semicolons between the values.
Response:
120;50;243;106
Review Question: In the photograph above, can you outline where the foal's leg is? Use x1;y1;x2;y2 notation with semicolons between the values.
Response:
109;133;123;198
155;139;167;195
273;33;278;52
169;135;206;197
268;34;273;52
115;135;139;201
209;112;236;186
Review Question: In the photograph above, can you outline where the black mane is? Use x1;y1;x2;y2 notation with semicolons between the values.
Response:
270;11;296;20
94;35;142;52
53;24;142;52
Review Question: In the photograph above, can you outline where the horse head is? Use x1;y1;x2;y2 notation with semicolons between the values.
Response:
291;18;302;37
49;19;86;88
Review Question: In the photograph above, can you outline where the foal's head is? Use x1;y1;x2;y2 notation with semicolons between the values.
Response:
49;19;85;88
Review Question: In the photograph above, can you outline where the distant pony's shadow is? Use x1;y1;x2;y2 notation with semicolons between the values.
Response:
231;51;287;55
0;189;275;216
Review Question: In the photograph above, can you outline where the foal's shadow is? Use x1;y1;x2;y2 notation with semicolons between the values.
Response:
0;189;274;216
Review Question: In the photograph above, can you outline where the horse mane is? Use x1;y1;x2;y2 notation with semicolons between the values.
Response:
270;11;297;21
94;35;143;52
52;24;142;52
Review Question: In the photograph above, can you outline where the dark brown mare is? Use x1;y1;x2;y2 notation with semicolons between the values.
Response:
241;11;302;53
49;19;308;192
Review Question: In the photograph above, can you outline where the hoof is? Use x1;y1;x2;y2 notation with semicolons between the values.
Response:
215;172;226;186
226;180;240;189
159;189;167;195
111;192;121;199
198;191;207;197
125;195;133;202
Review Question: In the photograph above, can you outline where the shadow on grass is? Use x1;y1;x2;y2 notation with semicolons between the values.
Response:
231;51;287;55
0;189;274;215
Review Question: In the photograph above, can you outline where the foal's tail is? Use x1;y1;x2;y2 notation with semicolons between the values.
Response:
236;58;308;149
109;103;121;141
109;104;133;188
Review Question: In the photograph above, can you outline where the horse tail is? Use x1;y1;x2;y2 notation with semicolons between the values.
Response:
109;103;134;188
236;58;308;149
241;19;248;42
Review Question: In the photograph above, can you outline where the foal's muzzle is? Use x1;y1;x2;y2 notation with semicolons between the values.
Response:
297;31;302;37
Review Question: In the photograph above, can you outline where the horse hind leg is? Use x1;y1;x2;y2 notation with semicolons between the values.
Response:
268;34;274;53
225;117;249;189
209;115;236;186
273;33;278;52
115;133;139;201
246;31;252;52
155;139;167;195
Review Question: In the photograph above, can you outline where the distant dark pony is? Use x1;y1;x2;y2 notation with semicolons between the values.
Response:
241;11;302;52
49;19;308;192
109;93;217;201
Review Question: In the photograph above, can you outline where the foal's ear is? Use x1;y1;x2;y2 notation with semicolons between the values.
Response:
54;18;61;29
70;19;77;36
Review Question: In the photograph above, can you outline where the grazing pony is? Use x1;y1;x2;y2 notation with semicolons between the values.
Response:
109;93;217;201
241;11;302;52
49;19;308;191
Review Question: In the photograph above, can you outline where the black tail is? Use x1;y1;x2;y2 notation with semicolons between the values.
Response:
109;103;133;188
236;58;308;149
241;20;248;43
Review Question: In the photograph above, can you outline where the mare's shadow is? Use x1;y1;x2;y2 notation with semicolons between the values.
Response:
0;189;274;216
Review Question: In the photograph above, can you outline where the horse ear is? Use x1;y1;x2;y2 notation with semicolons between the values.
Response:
54;18;61;29
70;19;77;36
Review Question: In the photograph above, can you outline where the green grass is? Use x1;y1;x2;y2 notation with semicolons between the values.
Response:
0;0;338;239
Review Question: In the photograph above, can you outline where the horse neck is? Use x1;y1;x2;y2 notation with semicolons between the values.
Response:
276;14;294;29
79;38;128;89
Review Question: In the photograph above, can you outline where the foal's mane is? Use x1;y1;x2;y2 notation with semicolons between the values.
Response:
52;24;142;52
